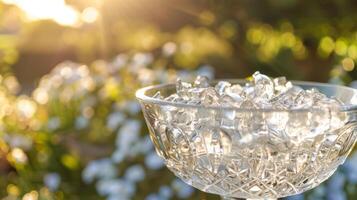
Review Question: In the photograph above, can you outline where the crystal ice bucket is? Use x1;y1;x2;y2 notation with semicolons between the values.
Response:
136;80;357;199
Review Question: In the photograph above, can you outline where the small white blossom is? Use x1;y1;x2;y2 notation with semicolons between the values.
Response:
171;179;194;198
96;179;135;197
124;165;145;183
327;190;346;200
145;193;161;200
131;135;153;155
111;148;127;164
343;151;357;183
116;120;141;148
159;186;173;199
122;101;141;115
131;53;153;70
75;116;89;130
47;117;61;131
107;112;126;131
112;54;128;71
82;159;117;184
11;148;27;164
107;194;130;200
197;65;214;79
162;42;177;56
286;194;304;200
4;134;32;150
145;151;164;170
44;173;61;191
328;172;345;190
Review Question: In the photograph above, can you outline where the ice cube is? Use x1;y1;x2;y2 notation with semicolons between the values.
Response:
194;76;210;88
176;78;192;99
253;71;274;100
273;76;290;94
215;81;231;96
226;84;243;95
200;87;220;106
153;91;163;99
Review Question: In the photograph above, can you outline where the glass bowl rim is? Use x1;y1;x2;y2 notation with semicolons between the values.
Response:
136;79;357;113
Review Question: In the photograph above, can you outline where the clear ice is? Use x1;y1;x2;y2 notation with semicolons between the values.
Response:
144;71;353;199
161;71;343;111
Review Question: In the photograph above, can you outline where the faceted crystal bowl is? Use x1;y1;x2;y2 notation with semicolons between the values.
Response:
136;80;357;199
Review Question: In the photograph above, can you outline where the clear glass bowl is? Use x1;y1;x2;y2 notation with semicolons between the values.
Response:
136;80;357;199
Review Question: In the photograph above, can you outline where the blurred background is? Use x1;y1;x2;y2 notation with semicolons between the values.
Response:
0;0;356;199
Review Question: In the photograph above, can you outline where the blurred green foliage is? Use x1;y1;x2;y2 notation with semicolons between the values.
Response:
0;0;355;85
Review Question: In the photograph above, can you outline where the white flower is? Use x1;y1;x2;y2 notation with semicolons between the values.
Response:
96;179;135;197
122;101;141;115
107;112;126;131
137;68;155;85
197;65;214;79
159;186;173;199
107;194;130;200
286;193;304;200
75;116;89;130
124;165;145;183
112;54;128;71
328;172;345;190
11;148;27;164
343;151;357;183
80;95;97;109
4;134;32;150
177;70;190;81
327;190;346;200
132;135;153;155
16;97;37;118
44;173;61;191
47;117;61;131
145;193;160;200
111;148;127;164
145;151;164;170
82;159;117;184
162;42;177;56
131;53;153;69
171;179;194;198
310;185;325;198
116;120;141;148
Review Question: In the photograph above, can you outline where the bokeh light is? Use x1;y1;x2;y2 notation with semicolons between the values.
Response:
3;0;79;26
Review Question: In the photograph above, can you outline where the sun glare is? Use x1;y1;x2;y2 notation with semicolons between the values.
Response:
3;0;80;26
82;7;99;23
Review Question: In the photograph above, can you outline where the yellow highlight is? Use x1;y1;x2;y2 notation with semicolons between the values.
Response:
82;7;99;24
33;88;49;105
281;32;296;48
335;39;348;56
342;57;355;71
16;96;37;118
348;45;357;59
61;154;79;170
247;28;264;45
319;36;335;55
246;23;307;61
219;22;237;39
7;184;20;196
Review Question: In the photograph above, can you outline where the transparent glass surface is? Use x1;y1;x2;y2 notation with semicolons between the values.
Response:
136;80;357;199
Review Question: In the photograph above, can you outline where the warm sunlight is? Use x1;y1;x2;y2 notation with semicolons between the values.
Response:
3;0;80;26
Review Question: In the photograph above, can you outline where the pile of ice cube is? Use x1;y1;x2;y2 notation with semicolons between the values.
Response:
153;71;342;110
